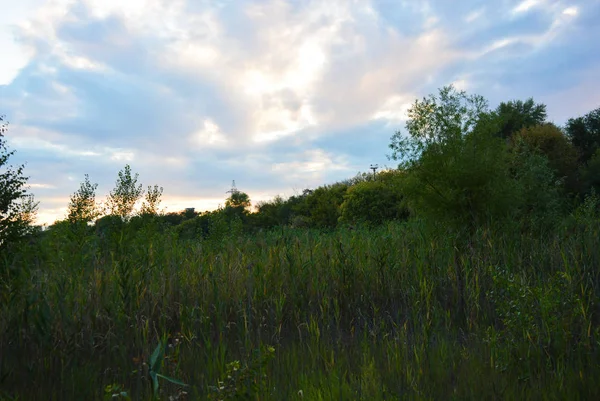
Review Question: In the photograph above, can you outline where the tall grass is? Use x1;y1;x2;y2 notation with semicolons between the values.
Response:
1;217;599;400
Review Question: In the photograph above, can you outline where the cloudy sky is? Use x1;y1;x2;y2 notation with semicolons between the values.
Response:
1;0;599;224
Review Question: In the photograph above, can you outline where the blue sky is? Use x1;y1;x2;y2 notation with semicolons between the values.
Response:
1;0;599;224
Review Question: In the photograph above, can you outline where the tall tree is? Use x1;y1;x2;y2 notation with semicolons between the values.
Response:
493;98;547;139
0;116;38;248
67;174;99;223
106;164;144;219
225;191;251;211
565;107;600;165
140;185;164;216
389;87;526;231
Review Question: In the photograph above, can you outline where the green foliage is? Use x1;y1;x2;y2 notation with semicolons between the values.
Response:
492;98;547;139
254;195;291;228
67;174;99;223
208;346;275;400
390;86;517;231
339;171;408;226
513;123;578;183
510;149;565;230
107;164;144;219
140;185;164;216
175;215;210;240
578;149;600;196
225;191;251;211
4;89;600;400
389;85;488;164
148;339;188;400
566;107;600;164
0;116;38;250
302;183;348;228
2;219;600;400
104;384;131;400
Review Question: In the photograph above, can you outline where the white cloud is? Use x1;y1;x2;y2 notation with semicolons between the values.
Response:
109;150;135;162
191;119;228;146
512;0;543;14
29;183;57;189
3;0;598;224
371;94;414;124
271;149;355;183
464;8;485;23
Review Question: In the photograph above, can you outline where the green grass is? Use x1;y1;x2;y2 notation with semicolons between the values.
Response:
1;218;599;400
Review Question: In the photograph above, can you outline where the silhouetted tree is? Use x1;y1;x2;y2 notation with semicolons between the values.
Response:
67;174;99;223
566;107;600;165
106;164;144;219
140;185;163;216
0;116;38;249
493;98;547;139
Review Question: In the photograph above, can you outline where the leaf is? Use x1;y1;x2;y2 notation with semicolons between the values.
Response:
149;371;159;398
149;341;164;374
156;373;189;387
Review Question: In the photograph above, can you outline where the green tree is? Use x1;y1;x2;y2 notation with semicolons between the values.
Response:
579;149;600;195
225;191;251;211
304;183;348;228
223;190;251;231
492;98;547;139
389;85;489;164
0;116;38;249
512;123;578;185
67;174;99;223
254;195;290;228
389;86;517;231
509;147;564;229
107;164;144;219
565;107;600;165
140;185;163;216
340;172;408;226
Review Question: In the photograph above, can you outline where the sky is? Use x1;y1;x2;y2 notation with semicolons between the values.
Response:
1;0;599;225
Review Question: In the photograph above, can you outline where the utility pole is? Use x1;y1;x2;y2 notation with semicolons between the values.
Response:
370;164;379;180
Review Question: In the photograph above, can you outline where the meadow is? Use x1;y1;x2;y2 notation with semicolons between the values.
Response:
1;212;599;400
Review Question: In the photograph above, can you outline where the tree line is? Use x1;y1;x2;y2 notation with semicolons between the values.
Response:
1;86;599;249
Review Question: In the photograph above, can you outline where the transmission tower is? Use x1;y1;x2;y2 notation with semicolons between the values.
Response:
226;180;239;195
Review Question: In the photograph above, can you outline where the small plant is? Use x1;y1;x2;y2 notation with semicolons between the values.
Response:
148;338;189;400
208;345;275;400
103;384;131;400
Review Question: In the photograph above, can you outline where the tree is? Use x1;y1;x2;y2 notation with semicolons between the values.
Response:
579;149;600;195
512;123;578;184
389;86;517;231
223;190;251;228
106;164;144;219
67;174;99;223
225;191;251;211
492;98;547;139
339;172;408;226
389;88;565;232
304;183;348;228
0;116;38;249
254;195;289;228
389;85;489;164
565;107;600;165
140;185;163;216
